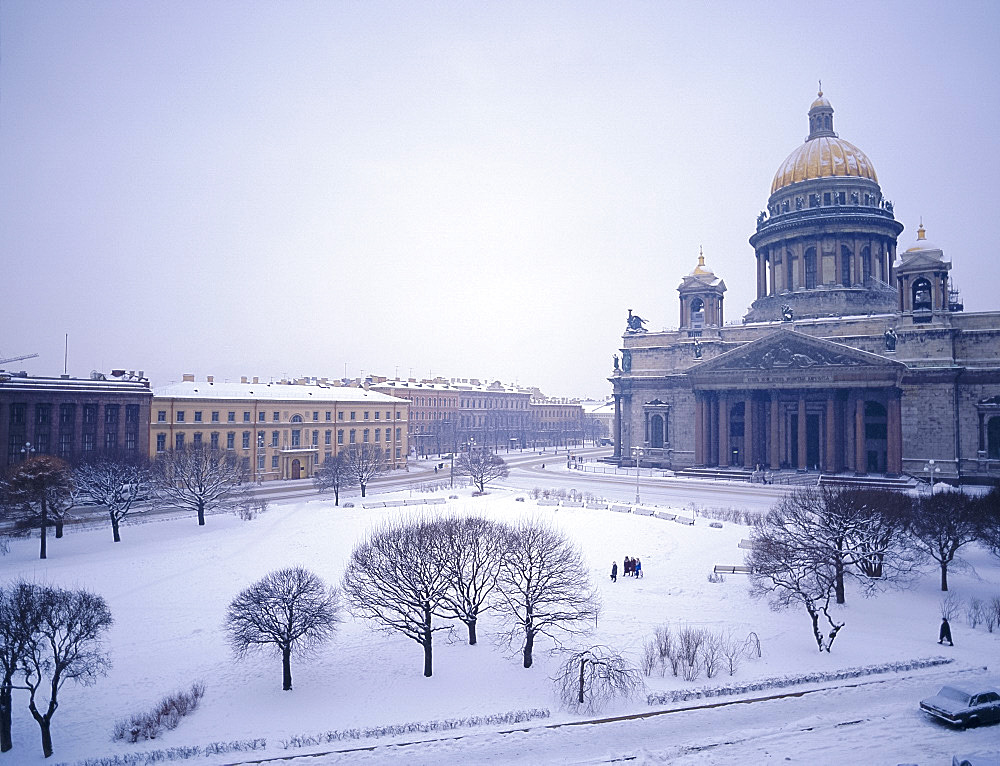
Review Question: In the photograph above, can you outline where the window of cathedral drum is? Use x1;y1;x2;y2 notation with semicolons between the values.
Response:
913;278;932;311
690;297;705;328
841;245;852;286
823;192;831;206
862;246;872;283
804;248;817;289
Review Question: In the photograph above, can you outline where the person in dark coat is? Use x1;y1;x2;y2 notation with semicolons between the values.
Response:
610;562;618;582
939;617;954;646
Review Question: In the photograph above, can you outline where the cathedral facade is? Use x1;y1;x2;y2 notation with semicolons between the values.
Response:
611;91;1000;485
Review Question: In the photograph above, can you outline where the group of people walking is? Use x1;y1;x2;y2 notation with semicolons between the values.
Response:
610;556;642;582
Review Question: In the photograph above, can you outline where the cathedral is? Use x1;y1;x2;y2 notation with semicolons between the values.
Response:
611;90;1000;485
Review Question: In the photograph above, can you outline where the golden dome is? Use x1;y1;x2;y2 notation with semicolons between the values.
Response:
690;247;714;276
770;135;878;194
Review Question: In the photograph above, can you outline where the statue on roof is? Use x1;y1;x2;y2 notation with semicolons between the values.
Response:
626;309;648;333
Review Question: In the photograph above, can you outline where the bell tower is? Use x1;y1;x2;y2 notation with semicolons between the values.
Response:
678;248;726;336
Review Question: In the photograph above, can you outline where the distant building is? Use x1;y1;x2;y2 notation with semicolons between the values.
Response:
611;91;1000;484
529;396;584;448
0;370;152;470
151;375;409;481
370;377;460;457
581;398;615;443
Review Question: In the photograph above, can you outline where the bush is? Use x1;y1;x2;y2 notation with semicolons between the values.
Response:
111;682;206;743
233;497;269;521
707;572;725;583
966;597;984;628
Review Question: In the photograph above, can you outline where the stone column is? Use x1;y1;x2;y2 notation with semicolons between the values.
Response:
695;394;705;466
709;395;718;466
855;395;866;474
797;395;807;470
768;255;776;295
679;296;686;329
769;392;780;469
756;255;765;298
613;395;622;459
887;391;902;476
825;394;836;472
718;393;730;467
744;394;755;468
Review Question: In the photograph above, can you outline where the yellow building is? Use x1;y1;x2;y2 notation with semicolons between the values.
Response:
151;375;409;481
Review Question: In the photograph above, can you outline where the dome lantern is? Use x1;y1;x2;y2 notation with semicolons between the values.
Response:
808;83;836;139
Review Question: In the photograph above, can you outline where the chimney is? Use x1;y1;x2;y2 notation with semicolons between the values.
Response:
241;376;248;384
207;375;214;383
253;376;259;384
183;373;195;382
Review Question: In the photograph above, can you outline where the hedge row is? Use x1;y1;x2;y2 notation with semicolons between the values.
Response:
280;707;552;748
646;656;953;705
55;738;267;766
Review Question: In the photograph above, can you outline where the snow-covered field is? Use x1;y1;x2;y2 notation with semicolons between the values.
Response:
1;483;998;765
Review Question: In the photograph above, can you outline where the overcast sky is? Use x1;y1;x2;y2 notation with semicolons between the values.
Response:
3;1;999;399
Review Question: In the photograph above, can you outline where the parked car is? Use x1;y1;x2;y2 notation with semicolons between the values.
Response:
920;685;1000;727
952;752;1000;766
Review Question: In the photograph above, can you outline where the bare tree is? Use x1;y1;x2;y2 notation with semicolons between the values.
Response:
975;486;1000;559
0;581;40;753
495;519;600;668
454;448;509;493
747;509;844;652
344;444;386;498
313;452;355;506
677;625;706;681
343;517;452;676
3;456;74;559
553;645;643;712
225;567;340;691
20;586;113;758
907;492;983;591
435;516;507;645
74;456;152;542
151;446;248;525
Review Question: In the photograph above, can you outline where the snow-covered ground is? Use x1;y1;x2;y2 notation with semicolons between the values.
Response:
1;483;998;765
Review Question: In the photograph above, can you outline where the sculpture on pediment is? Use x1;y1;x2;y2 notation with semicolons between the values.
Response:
626;309;648;333
884;327;897;352
693;338;703;359
613;354;619;371
748;342;864;370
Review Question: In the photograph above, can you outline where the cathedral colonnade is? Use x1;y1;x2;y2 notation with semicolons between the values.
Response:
693;387;902;475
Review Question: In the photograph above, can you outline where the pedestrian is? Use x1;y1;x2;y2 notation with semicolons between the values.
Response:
938;617;954;646
623;557;630;577
610;562;618;583
635;558;643;578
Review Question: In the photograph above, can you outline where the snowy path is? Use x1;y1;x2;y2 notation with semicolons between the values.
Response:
249;666;1000;766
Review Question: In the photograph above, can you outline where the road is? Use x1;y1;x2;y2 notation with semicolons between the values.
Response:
247;665;1000;766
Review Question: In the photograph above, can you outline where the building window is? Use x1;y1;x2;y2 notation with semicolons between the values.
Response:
193;432;202;447
363;429;369;443
272;431;279;447
105;405;119;426
59;432;74;457
157;410;167;423
272;454;279;469
228;411;236;422
312;431;319;446
57;404;75;426
212;411;220;422
175;433;185;450
210;432;219;449
804;248;817;289
194;411;203;422
395;447;401;459
259;412;266;422
385;428;391;441
375;411;380;420
374;429;380;442
9;403;26;426
83;433;96;452
325;411;331;421
242;431;250;449
156;433;166;452
258;453;265;470
349;429;356;444
291;430;301;447
364;411;369;420
338;412;344;420
337;429;344;444
313;411;319;421
325;430;332;445
243;412;251;422
841;245;852;286
350;412;356;420
386;411;392;420
176;411;185;422
83;405;97;425
291;414;303;423
227;432;235;449
242;457;250;470
125;405;139;424
273;411;280;422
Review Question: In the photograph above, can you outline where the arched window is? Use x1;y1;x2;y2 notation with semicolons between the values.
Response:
913;278;932;311
862;245;872;283
650;414;665;448
290;414;303;423
690;297;705;328
841;245;852;286
804;247;817;289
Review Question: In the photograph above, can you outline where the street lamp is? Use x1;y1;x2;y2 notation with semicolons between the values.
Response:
634;446;642;504
924;459;941;494
20;441;35;461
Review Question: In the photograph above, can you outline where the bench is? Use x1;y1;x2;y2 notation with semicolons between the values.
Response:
738;539;753;549
633;507;655;516
713;565;752;575
673;515;695;526
586;502;608;510
610;505;631;513
654;511;676;521
537;499;559;506
562;500;584;507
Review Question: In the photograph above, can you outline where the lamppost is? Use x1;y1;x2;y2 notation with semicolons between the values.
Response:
924;459;941;494
634;446;642;504
20;441;35;461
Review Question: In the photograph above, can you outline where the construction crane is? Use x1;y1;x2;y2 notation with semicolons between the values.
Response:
0;351;39;366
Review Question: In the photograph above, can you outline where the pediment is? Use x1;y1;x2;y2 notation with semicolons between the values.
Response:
688;329;903;377
896;251;947;271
